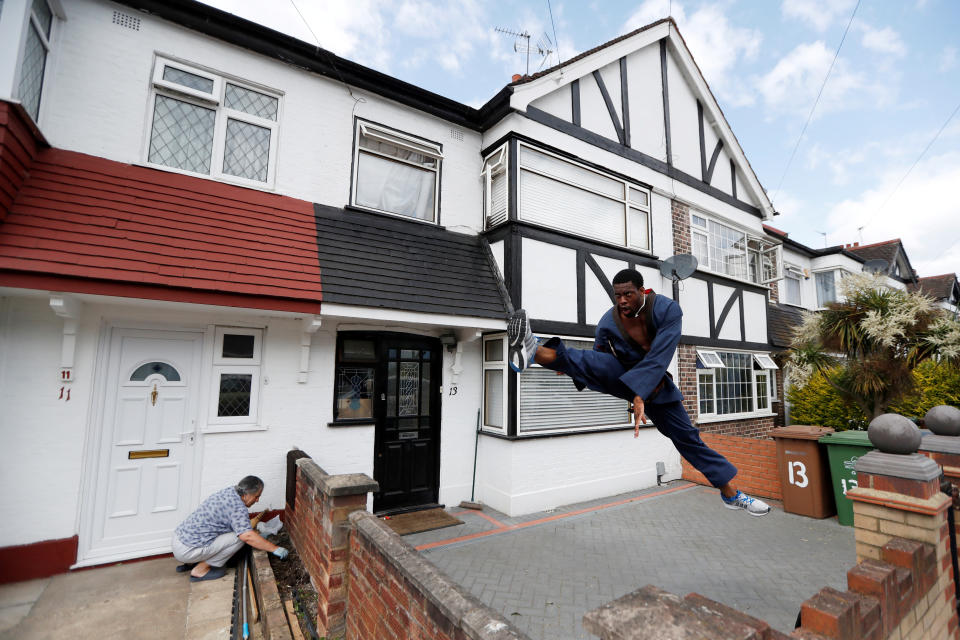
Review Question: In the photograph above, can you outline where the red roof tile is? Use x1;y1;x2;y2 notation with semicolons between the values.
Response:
0;148;321;312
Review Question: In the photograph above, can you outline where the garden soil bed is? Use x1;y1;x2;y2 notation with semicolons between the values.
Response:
265;529;319;640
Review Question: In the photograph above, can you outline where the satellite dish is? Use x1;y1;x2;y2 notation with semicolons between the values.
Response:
660;254;698;281
863;259;889;274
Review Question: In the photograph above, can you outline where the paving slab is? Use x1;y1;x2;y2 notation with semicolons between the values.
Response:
408;481;856;639
0;557;235;640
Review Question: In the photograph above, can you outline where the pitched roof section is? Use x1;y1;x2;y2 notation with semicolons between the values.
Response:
768;303;805;350
0;148;322;312
845;239;901;265
909;274;959;300
313;204;508;319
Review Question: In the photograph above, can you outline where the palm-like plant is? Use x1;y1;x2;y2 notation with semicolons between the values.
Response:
789;272;960;420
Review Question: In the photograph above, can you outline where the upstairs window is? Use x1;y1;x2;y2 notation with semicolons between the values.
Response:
147;58;280;186
518;144;652;252
483;145;508;229
783;266;803;306
691;213;781;284
18;0;54;122
815;270;838;307
352;120;442;223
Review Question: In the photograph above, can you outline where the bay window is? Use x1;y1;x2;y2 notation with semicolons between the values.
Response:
516;144;652;251
783;266;803;306
483;145;508;229
352;120;442;223
691;213;782;284
17;0;54;122
815;270;838;307
696;350;778;418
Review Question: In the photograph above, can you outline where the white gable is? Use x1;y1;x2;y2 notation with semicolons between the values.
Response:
510;19;774;220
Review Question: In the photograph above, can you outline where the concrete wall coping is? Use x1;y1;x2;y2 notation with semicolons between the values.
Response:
348;511;530;640
854;451;941;481
919;435;960;455
295;458;379;496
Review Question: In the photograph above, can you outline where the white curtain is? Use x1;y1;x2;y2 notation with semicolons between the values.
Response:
356;152;435;221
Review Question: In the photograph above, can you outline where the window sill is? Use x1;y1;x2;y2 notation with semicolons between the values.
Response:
202;423;268;434
481;424;651;440
344;204;442;228
696;411;776;424
693;267;770;290
134;161;277;193
328;421;375;428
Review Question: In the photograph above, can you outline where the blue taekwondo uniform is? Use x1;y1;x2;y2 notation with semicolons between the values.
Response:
539;291;737;488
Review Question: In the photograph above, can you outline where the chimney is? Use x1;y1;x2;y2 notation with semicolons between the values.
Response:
512;74;522;82
854;242;859;247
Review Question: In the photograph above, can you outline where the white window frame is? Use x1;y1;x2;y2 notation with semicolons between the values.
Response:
16;0;56;123
213;327;262;365
351;120;443;224
696;349;725;368
782;265;804;306
753;353;778;370
517;143;653;252
482;144;508;229
813;268;851;309
206;327;264;430
145;56;282;189
481;333;508;432
690;211;782;285
696;350;776;422
516;335;632;436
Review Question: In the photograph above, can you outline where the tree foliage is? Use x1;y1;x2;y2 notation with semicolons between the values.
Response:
788;272;960;419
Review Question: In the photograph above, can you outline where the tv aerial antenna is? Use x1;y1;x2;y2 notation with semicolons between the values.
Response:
495;27;554;77
659;254;698;300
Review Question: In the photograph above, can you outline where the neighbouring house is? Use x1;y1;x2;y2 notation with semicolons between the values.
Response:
0;0;950;580
910;273;960;318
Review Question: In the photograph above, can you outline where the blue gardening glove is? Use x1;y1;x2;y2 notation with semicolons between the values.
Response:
272;546;289;560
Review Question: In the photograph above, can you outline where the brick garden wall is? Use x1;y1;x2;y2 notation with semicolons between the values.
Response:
681;433;782;501
285;451;528;640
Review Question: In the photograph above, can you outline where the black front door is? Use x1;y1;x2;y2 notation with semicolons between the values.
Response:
336;333;441;513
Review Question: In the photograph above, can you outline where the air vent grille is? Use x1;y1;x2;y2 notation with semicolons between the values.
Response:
112;11;141;30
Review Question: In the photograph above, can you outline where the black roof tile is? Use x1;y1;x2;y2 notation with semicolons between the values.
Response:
313;204;509;319
768;303;805;350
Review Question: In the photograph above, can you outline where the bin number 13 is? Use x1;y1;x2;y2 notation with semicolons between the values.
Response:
788;461;809;488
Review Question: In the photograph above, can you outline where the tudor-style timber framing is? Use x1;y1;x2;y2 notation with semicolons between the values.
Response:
660;40;672;167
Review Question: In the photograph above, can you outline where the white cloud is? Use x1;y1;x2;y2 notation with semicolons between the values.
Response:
781;0;857;32
825;151;960;277
755;41;882;117
622;1;762;107
858;24;907;58
940;46;958;73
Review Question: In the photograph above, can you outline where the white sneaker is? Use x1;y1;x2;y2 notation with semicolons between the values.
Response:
722;491;771;517
507;309;538;373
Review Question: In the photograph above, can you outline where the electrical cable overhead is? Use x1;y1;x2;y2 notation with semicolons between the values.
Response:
871;98;960;219
771;0;861;205
287;0;366;109
547;0;560;66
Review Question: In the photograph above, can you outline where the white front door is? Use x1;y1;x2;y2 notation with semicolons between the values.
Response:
85;328;202;563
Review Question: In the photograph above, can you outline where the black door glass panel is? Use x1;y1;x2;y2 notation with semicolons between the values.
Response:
130;361;181;381
222;334;255;359
387;361;397;417
342;339;376;361
421;363;430;416
388;348;398;359
400;349;419;359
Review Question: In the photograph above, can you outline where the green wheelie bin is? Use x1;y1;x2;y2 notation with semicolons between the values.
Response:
818;430;875;526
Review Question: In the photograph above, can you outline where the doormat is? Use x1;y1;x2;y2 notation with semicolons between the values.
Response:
380;508;463;536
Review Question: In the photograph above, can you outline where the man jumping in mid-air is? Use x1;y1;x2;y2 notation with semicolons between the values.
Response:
507;268;770;516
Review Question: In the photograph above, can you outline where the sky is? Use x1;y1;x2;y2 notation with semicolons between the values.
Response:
199;0;960;280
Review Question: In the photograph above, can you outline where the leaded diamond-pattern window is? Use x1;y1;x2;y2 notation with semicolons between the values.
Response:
17;0;54;123
223;119;270;182
225;83;278;120
148;58;281;186
148;96;216;174
217;374;252;417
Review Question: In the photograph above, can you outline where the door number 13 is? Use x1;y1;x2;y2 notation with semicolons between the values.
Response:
788;461;809;488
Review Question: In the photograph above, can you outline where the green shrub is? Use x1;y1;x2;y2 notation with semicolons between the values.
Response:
787;368;868;431
788;360;960;430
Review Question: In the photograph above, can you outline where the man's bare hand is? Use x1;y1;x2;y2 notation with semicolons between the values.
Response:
632;395;646;437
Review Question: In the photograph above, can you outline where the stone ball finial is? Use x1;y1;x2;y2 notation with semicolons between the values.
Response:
868;413;922;454
925;405;960;437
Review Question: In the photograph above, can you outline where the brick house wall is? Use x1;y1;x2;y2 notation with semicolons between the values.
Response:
671;200;690;255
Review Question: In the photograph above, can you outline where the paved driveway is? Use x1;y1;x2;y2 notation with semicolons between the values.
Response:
406;481;856;639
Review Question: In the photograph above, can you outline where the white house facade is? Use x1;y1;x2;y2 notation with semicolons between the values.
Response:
0;0;952;578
